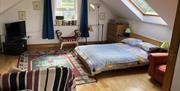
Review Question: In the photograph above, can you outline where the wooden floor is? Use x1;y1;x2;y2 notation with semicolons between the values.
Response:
0;51;161;91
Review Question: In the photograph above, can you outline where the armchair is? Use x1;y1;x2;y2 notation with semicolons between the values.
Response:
56;30;81;49
148;53;169;84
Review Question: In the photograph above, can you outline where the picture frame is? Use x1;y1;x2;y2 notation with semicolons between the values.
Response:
18;11;26;20
32;1;41;10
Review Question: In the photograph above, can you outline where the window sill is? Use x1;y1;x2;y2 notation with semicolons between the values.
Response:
54;25;78;26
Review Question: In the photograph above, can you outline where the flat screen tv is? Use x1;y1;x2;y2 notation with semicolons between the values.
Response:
5;21;26;41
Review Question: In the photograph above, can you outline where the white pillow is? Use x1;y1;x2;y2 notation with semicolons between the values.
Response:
121;38;143;46
137;42;158;52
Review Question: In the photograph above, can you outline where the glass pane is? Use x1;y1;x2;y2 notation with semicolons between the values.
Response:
131;0;158;15
56;0;77;20
61;0;75;9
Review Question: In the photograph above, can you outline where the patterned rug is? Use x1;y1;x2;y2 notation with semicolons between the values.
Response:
17;50;96;85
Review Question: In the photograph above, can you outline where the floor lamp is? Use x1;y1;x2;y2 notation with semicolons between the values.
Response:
89;0;105;43
91;2;102;42
97;3;101;43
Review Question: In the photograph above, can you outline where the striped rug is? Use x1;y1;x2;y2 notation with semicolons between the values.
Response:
17;50;96;85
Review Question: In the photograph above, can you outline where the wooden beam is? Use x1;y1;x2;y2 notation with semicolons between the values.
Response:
162;1;180;91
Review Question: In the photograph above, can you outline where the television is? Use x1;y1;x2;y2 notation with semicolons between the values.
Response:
5;21;26;41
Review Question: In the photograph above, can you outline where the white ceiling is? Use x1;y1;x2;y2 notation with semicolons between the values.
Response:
102;0;178;29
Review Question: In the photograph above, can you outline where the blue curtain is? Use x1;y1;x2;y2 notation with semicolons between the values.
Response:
80;0;89;38
42;0;54;39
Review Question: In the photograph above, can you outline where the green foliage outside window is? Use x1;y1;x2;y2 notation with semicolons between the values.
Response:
131;0;158;15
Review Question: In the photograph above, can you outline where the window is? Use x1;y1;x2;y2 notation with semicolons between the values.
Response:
55;0;77;20
130;0;158;16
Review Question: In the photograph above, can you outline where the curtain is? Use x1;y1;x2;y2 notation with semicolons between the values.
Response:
80;0;89;38
42;0;54;39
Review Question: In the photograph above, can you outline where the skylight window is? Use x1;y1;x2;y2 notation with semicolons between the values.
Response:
130;0;158;16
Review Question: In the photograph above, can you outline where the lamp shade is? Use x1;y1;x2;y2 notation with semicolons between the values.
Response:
125;28;132;33
160;42;170;49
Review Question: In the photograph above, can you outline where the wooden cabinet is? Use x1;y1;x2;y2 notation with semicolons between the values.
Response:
107;23;128;43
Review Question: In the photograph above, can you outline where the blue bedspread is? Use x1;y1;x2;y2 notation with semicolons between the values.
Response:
75;43;148;75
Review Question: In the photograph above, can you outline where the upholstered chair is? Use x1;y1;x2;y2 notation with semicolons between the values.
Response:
148;53;169;84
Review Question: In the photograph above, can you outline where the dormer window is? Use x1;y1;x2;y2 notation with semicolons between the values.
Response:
130;0;158;16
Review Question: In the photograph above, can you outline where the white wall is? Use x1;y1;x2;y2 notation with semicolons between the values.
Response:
128;20;172;42
0;0;115;44
171;46;180;91
0;0;175;45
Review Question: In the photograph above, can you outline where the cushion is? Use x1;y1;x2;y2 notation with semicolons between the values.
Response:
121;38;143;46
137;42;158;52
158;65;167;72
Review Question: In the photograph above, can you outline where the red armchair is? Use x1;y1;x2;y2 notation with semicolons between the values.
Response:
148;53;169;84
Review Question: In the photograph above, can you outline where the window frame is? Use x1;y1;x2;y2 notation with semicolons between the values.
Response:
55;0;78;21
129;0;158;16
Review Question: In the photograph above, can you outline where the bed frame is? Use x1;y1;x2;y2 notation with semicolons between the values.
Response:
73;50;93;75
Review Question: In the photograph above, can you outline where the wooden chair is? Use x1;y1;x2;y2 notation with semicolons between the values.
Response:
56;30;81;49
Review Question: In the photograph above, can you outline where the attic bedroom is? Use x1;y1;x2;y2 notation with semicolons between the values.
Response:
0;0;180;91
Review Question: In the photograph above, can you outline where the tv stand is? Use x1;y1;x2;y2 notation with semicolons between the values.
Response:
3;39;27;55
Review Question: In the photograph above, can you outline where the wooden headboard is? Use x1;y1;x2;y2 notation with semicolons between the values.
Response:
130;33;162;46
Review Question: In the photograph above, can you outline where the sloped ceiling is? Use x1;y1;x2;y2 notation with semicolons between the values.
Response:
0;0;22;15
102;0;178;29
146;0;178;29
102;0;139;20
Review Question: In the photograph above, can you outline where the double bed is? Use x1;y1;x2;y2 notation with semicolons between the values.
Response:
75;43;149;76
74;34;161;76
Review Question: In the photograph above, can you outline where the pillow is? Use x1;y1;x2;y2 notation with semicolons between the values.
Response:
137;42;158;52
121;38;143;46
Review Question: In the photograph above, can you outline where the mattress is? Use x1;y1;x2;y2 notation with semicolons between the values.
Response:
75;43;149;76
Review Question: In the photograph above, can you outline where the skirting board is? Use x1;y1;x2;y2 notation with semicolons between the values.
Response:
27;41;106;50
